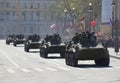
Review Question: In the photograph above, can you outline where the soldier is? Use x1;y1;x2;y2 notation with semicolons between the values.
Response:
90;32;97;47
44;34;49;42
72;33;80;44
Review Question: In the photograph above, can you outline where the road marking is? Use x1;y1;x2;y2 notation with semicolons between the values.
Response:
57;67;70;71
42;59;61;66
0;72;4;74
33;68;44;72
0;49;20;68
114;66;120;69
45;67;57;71
7;69;15;73
20;68;30;73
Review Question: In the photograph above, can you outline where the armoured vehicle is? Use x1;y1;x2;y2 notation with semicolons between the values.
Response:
13;34;25;46
24;34;41;52
65;32;110;67
6;34;15;45
40;34;66;58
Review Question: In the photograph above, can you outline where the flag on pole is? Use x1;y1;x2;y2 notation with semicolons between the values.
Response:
81;17;85;32
69;20;73;28
50;23;57;29
91;19;96;32
91;20;96;28
109;18;112;26
73;20;77;29
118;22;120;27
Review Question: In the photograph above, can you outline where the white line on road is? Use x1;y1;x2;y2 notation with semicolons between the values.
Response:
6;69;15;73
0;49;20;68
33;68;44;72
57;67;70;71
20;68;30;73
114;66;120;69
45;67;58;71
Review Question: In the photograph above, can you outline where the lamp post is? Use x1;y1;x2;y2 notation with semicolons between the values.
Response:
111;0;115;38
111;0;119;54
88;3;93;32
72;8;75;28
63;9;67;34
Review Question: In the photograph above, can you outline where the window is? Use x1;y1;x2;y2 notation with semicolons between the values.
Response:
44;3;47;9
12;2;16;9
12;11;16;16
6;11;10;16
36;11;40;21
6;2;9;8
0;2;4;8
37;3;40;8
23;3;27;8
30;12;34;21
24;26;26;33
30;26;33;34
30;2;33;8
22;11;26;21
36;11;40;16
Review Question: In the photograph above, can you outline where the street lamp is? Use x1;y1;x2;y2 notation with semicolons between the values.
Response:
63;9;67;25
111;0;115;38
62;9;67;34
111;0;119;54
88;3;93;32
71;8;76;30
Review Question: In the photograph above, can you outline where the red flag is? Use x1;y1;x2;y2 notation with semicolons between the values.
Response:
91;20;96;28
50;24;57;29
118;23;120;27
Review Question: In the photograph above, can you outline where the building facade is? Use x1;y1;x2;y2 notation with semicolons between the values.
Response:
0;0;58;38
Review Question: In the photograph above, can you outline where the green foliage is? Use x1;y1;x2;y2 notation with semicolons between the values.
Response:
54;0;101;20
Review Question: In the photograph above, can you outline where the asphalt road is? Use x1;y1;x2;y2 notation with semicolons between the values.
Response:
0;40;120;83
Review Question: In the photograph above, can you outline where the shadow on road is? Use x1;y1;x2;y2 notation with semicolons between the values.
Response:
28;51;39;53
45;56;64;59
76;64;112;68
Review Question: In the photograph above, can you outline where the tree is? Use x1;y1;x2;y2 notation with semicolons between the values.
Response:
52;0;102;21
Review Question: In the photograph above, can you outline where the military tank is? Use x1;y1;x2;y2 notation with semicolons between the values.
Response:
40;34;66;58
24;34;41;52
65;32;110;67
6;34;15;45
13;34;25;46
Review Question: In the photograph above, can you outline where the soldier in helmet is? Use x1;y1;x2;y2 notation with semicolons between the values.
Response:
72;33;80;44
90;32;97;47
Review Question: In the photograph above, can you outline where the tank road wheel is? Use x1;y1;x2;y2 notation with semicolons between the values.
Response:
65;52;77;67
40;48;44;57
60;52;65;58
13;43;16;46
40;48;48;58
25;47;29;52
70;52;77;67
39;48;42;57
43;48;48;58
95;57;110;67
6;41;10;45
24;45;29;52
13;41;17;46
65;52;70;65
